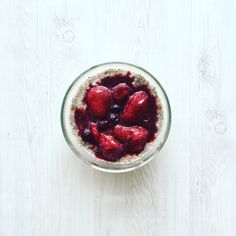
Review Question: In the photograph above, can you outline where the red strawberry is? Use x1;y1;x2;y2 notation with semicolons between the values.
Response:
99;134;124;161
114;125;148;152
87;86;111;118
121;91;148;124
90;122;100;142
111;83;131;103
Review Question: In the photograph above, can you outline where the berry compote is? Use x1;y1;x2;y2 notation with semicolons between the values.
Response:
73;71;161;162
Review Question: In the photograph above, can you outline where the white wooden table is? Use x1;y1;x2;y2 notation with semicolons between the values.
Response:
1;0;236;235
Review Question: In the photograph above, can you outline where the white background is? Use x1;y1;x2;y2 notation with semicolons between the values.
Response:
1;0;236;235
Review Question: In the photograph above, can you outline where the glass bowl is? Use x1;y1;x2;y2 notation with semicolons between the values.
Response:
61;62;171;173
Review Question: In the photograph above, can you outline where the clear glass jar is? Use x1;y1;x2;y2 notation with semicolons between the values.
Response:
61;62;171;173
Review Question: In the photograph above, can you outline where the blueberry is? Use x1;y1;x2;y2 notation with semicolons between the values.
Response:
111;104;121;113
81;128;93;142
97;120;109;131
142;119;149;128
109;113;119;126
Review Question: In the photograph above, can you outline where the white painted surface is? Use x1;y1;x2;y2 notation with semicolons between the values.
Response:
0;0;236;235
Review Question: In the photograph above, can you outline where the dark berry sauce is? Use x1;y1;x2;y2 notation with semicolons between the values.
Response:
73;72;160;162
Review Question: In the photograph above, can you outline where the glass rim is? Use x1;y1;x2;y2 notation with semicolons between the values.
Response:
60;61;172;173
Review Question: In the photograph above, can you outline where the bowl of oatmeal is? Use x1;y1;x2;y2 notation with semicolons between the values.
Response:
61;62;171;173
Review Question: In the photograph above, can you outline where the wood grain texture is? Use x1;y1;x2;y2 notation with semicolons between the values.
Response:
0;0;236;235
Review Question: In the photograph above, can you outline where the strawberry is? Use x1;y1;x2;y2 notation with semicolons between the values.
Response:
87;86;111;118
90;122;100;142
114;125;148;152
121;91;148;124
111;83;131;103
99;134;124;161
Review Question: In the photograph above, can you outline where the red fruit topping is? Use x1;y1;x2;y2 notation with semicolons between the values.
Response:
74;108;87;131
127;71;132;77
73;73;159;161
114;125;148;152
87;86;111;118
111;83;131;102
122;91;148;124
99;134;124;161
90;122;100;142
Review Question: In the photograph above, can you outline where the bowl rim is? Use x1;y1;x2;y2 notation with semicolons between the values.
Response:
60;61;172;173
